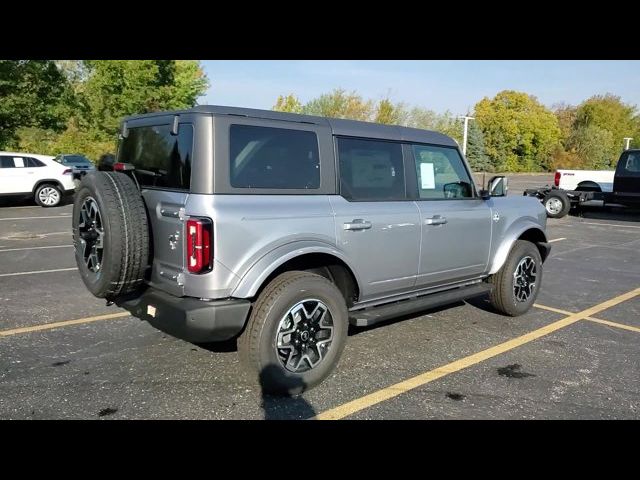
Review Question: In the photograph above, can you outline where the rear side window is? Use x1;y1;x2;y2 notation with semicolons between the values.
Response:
337;137;405;201
26;158;45;167
229;125;320;189
117;124;193;190
620;151;640;174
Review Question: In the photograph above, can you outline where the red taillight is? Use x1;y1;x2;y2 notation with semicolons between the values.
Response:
186;218;213;274
62;168;73;175
554;171;561;186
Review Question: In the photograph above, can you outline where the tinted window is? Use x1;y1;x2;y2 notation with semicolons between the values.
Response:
117;124;193;190
0;156;14;168
61;155;91;165
26;158;45;167
620;151;640;175
229;125;320;189
337;137;405;201
412;144;473;199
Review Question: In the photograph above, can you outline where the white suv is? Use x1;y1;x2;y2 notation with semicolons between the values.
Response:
0;151;76;207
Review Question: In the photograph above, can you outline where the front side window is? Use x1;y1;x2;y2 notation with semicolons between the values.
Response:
117;124;193;190
229;125;320;189
337;137;405;201
0;156;15;168
412;144;474;199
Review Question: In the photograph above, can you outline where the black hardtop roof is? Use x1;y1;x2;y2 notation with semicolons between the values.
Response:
123;105;458;147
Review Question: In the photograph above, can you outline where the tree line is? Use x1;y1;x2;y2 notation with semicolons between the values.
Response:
0;60;209;160
2;61;638;172
274;89;640;172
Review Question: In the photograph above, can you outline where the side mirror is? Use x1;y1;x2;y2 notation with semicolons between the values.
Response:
487;176;508;197
479;189;491;200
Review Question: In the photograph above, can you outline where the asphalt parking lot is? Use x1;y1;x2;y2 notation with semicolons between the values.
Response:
1;176;639;419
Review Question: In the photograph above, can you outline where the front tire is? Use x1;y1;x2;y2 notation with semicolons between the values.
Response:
238;271;349;396
488;240;542;317
34;183;62;207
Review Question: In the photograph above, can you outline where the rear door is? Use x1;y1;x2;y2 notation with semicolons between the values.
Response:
0;156;34;193
331;137;421;301
613;150;640;206
117;117;195;296
408;143;492;288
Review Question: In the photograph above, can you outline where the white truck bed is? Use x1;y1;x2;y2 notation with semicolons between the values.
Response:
556;169;614;192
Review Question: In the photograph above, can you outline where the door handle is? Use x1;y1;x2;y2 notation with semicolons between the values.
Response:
343;219;372;231
425;215;447;226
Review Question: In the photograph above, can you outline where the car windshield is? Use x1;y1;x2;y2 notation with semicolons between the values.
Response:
62;155;92;165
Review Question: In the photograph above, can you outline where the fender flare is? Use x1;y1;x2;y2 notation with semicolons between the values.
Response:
488;221;548;275
231;240;362;299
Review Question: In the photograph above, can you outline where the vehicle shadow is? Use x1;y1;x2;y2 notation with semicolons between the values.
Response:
196;338;238;353
0;195;74;209
464;294;500;315
258;365;316;420
570;205;640;223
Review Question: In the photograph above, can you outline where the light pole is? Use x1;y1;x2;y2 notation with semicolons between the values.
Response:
624;137;633;150
458;115;474;155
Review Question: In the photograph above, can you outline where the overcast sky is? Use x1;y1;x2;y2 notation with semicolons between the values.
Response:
200;60;640;114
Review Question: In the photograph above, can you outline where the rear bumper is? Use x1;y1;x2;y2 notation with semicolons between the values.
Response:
116;288;251;343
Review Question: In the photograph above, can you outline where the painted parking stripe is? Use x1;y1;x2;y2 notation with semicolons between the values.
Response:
0;312;131;337
584;317;640;334
0;245;73;253
548;238;566;243
313;287;640;420
580;222;640;230
0;215;72;221
0;267;76;277
536;303;640;333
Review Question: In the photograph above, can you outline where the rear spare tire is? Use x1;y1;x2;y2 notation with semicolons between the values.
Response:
543;190;570;218
72;172;149;299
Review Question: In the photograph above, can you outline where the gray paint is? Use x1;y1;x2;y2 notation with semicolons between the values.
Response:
122;105;548;320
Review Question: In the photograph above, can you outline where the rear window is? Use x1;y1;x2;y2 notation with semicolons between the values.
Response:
229;125;320;189
117;124;193;190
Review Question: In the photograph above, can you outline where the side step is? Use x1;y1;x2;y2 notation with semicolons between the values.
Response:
349;283;492;327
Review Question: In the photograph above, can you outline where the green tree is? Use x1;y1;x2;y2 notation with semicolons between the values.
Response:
374;98;408;125
474;90;561;172
465;121;491;172
273;94;303;113
81;60;209;136
405;107;463;145
567;124;616;170
302;88;373;121
574;94;640;166
0;60;69;148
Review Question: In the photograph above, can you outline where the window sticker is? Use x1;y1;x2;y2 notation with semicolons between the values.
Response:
420;162;435;189
13;157;25;168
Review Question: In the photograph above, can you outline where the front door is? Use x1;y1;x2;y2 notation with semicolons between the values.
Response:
613;150;640;206
331;137;421;301
409;143;492;288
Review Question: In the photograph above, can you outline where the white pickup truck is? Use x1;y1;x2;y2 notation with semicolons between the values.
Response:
554;169;614;192
524;150;640;218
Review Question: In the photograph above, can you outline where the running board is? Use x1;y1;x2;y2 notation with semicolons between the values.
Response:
349;283;492;327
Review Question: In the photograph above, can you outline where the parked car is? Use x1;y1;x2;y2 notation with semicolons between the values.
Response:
524;150;640;218
72;106;550;395
54;154;96;179
0;151;76;207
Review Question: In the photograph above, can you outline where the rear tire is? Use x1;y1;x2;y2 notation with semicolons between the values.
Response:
488;240;542;317
543;190;570;218
238;271;349;396
72;172;149;300
34;183;62;207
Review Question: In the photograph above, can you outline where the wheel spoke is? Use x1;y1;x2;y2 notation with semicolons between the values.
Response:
275;299;334;373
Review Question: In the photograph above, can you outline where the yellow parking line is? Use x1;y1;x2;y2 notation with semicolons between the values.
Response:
0;312;130;338
314;287;640;420
585;317;640;334
533;303;572;315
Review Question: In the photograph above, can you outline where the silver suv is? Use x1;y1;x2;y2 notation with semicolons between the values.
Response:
73;106;550;395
